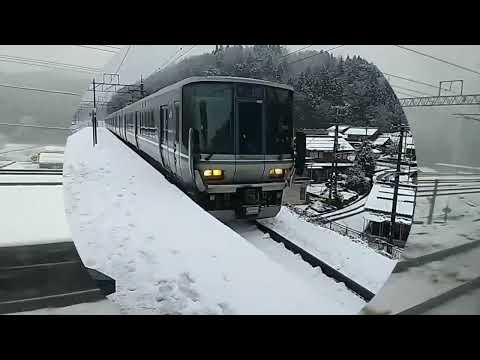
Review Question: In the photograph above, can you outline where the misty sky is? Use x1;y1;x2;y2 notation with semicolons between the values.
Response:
1;45;480;167
98;45;480;98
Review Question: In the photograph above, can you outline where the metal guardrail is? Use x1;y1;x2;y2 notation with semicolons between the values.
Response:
289;205;403;259
324;221;404;259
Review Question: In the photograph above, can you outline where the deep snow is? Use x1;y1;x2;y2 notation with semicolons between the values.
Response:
63;127;364;314
257;207;397;294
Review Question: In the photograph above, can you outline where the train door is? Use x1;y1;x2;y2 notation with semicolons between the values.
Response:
134;111;139;148
168;102;177;175
157;107;166;168
160;105;171;172
234;85;265;183
123;114;127;140
173;101;180;175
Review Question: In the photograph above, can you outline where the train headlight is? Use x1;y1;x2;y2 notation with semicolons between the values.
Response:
203;169;224;179
269;168;286;177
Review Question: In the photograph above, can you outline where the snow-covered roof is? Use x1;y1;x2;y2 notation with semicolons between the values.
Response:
39;152;64;164
364;183;415;218
306;162;354;169
306;136;355;152
327;125;350;133
327;131;346;138
373;137;391;146
345;127;378;136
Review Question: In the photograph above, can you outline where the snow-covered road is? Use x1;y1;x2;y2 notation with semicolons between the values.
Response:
63;128;365;314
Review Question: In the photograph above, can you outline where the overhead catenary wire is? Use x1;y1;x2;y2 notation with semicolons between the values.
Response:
287;45;345;65
115;45;132;74
0;58;99;74
76;45;119;54
280;45;314;59
0;54;102;72
394;45;480;77
390;84;434;96
100;45;123;50
287;45;459;96
382;71;457;95
0;82;82;96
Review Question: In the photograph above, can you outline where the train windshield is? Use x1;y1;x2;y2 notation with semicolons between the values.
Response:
183;82;293;156
182;83;234;154
265;87;293;155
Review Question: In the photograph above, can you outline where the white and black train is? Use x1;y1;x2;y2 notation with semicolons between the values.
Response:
105;76;305;220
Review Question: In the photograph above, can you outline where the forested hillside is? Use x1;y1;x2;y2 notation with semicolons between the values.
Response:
107;45;406;131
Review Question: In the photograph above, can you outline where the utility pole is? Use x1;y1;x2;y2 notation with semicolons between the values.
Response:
427;179;439;225
329;105;346;200
140;75;145;98
92;78;97;147
388;123;406;254
329;119;339;200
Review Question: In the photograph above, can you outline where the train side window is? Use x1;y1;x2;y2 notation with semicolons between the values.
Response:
174;101;180;142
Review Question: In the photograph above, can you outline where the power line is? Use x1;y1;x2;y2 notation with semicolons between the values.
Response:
0;82;82;96
394;45;480;77
0;58;98;74
280;45;314;59
158;46;185;70
286;45;345;65
172;45;197;64
382;71;457;94
0;54;101;72
101;45;123;50
76;45;119;54
116;45;132;74
390;84;434;96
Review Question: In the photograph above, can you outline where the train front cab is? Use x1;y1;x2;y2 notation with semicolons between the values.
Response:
181;80;294;220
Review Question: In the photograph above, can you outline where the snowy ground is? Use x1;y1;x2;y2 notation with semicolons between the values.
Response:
257;207;397;294
0;183;71;247
64;128;363;314
226;221;365;312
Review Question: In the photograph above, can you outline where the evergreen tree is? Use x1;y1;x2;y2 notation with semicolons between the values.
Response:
355;142;376;182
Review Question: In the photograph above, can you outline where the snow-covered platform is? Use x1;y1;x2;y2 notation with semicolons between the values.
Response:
0;162;119;315
63;127;372;314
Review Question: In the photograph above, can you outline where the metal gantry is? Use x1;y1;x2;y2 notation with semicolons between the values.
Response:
83;73;145;146
399;93;480;107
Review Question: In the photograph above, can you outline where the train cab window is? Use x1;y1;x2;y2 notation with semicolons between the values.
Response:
236;84;264;99
182;83;234;154
265;87;293;155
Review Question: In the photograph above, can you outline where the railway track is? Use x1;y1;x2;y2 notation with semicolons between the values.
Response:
254;221;375;302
